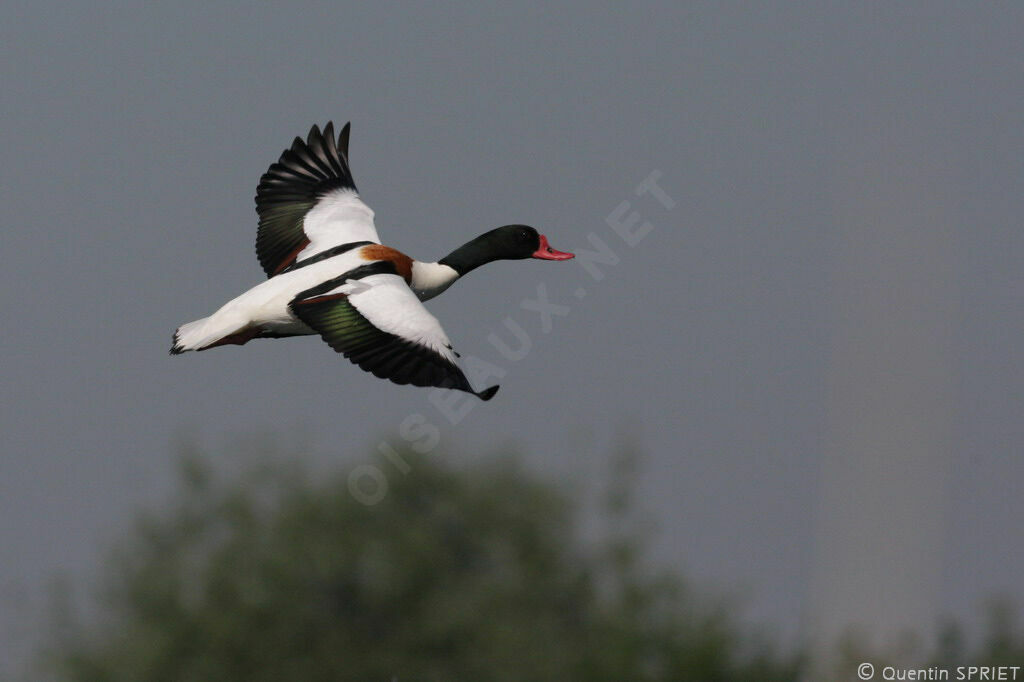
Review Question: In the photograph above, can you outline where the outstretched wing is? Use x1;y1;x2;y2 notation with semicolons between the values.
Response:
289;270;499;400
255;122;381;277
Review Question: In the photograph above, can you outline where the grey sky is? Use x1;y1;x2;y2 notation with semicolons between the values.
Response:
2;2;1022;674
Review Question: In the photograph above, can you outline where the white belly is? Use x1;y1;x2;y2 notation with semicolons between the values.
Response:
214;250;370;334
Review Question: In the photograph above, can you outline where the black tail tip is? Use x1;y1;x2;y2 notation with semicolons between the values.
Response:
169;331;183;355
477;385;500;401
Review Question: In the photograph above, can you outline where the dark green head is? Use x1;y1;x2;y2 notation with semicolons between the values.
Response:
439;225;574;276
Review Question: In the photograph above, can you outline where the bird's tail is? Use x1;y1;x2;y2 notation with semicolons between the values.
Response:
169;317;216;354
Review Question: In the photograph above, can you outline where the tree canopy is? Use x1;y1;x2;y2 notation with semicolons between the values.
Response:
46;443;799;682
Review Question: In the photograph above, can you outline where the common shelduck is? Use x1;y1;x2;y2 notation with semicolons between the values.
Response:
170;122;574;400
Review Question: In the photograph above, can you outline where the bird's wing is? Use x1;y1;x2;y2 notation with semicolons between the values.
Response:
289;269;499;400
255;122;381;277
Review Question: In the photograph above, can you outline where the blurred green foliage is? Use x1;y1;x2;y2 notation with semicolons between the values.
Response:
43;441;1023;681
822;601;1024;681
45;443;800;682
927;601;1024;671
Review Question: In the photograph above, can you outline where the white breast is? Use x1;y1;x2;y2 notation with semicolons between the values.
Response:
410;261;460;301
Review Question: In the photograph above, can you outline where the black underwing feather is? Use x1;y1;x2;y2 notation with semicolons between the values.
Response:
254;122;357;278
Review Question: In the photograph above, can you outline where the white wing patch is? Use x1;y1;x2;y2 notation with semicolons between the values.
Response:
297;189;381;262
339;273;459;363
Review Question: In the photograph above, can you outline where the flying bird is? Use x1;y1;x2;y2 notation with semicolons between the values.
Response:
170;122;574;400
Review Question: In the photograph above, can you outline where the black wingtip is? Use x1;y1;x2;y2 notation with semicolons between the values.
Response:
477;385;500;401
339;122;351;158
254;120;358;277
307;123;322;146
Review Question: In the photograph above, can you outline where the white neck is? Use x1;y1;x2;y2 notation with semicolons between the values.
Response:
410;261;460;301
